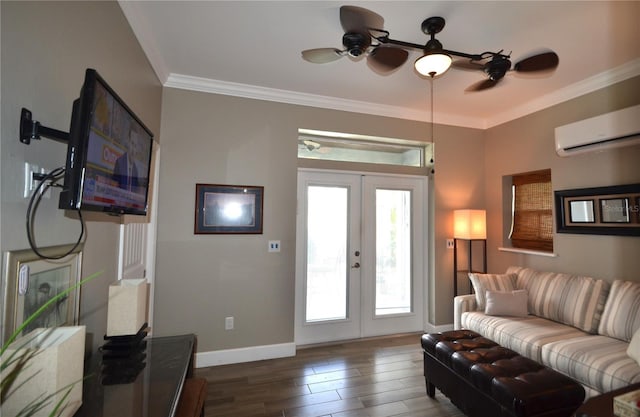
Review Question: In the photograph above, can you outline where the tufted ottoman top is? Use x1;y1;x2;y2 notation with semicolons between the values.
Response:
422;330;585;417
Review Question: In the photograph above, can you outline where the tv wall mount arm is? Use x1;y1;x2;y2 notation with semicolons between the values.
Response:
20;108;69;145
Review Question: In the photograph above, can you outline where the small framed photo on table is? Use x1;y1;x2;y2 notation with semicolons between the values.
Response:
194;184;264;234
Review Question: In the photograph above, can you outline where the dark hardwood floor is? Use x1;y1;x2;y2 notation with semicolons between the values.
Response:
196;333;464;417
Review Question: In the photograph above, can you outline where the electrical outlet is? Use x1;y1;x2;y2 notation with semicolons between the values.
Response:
268;240;281;253
446;239;454;249
225;316;234;330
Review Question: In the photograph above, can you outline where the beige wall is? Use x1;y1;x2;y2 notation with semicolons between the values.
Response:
485;76;640;281
156;77;640;346
155;88;486;350
1;2;162;352
430;125;485;324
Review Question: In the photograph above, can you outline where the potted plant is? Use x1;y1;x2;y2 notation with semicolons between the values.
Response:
1;271;101;417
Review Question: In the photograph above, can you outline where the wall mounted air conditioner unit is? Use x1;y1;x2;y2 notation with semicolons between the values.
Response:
554;104;640;156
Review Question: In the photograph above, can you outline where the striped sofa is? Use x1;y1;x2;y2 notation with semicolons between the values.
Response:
454;266;640;398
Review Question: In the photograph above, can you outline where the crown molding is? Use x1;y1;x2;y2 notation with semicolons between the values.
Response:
166;59;640;131
486;58;640;128
164;73;486;129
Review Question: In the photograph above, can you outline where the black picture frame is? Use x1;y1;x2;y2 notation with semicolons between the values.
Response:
194;184;264;234
554;183;640;236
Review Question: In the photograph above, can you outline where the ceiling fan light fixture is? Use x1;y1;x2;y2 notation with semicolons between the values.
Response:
414;38;452;77
304;9;559;91
414;51;452;77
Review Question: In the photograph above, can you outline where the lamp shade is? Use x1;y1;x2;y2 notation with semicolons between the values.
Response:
106;278;148;337
1;326;85;417
414;52;452;77
453;209;487;240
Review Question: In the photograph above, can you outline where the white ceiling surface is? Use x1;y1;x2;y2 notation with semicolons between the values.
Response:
120;1;640;129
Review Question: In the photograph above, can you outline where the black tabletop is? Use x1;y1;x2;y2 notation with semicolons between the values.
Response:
75;334;195;417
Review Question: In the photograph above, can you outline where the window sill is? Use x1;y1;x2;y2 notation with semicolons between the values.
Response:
498;247;557;257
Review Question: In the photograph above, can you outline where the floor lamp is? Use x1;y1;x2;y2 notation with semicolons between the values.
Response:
453;209;487;296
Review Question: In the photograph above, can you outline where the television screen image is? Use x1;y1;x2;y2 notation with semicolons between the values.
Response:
83;80;151;210
59;69;153;215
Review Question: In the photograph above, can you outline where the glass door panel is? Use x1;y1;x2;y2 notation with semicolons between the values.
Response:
305;186;348;322
375;189;412;316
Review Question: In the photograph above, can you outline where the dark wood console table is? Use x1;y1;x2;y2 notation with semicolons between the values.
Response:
574;383;640;417
75;334;195;417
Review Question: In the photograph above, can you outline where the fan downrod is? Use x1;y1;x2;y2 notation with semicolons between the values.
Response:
421;16;445;36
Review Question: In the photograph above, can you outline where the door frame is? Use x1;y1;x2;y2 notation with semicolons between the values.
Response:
117;143;160;333
295;168;429;345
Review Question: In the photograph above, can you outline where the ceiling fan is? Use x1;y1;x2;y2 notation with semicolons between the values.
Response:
301;6;559;91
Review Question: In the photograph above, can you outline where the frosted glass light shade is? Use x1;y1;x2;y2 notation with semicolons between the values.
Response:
415;53;452;77
107;278;148;336
1;326;85;417
454;209;487;239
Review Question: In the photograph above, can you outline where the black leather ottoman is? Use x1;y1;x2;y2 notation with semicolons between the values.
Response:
422;330;585;417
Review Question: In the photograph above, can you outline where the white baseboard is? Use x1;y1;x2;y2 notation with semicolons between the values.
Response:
195;342;296;368
194;327;453;368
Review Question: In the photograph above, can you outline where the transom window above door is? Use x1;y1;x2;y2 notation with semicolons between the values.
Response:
298;128;433;169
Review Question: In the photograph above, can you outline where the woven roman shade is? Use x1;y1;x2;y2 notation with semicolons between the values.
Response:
511;169;553;252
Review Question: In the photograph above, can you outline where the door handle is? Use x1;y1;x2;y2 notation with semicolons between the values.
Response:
351;262;360;268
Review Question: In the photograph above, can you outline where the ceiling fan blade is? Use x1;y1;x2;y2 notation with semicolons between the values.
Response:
451;59;485;72
368;47;409;73
465;78;501;92
340;5;384;33
513;51;559;72
302;48;343;64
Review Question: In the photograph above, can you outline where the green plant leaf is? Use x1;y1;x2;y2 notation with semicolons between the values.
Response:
1;270;102;356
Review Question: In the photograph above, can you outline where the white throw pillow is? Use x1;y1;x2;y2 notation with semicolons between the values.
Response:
484;289;529;317
468;273;517;311
627;327;640;366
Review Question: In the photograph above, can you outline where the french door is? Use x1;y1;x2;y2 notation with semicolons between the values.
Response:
295;170;427;345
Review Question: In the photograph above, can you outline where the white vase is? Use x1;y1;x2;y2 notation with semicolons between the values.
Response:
1;326;85;417
107;278;149;336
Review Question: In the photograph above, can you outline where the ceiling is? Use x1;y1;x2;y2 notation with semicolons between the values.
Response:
119;1;640;129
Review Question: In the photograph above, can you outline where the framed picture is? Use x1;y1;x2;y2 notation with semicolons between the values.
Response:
195;184;264;234
555;183;640;236
2;243;83;343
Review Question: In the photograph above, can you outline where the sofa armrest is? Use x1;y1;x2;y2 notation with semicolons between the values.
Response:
454;295;477;330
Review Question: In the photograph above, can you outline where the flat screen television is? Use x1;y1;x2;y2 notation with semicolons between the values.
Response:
59;69;154;216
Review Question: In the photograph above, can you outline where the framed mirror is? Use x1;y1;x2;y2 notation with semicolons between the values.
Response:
600;198;630;223
555;183;640;236
569;200;595;223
